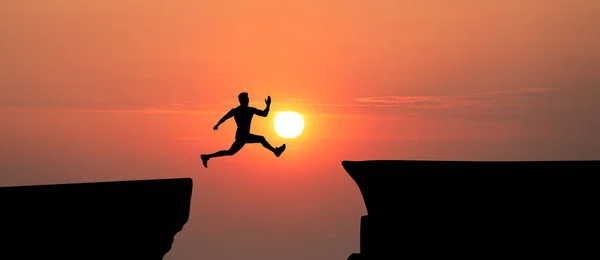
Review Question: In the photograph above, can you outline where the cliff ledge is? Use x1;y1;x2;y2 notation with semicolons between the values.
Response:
0;178;193;259
343;160;600;259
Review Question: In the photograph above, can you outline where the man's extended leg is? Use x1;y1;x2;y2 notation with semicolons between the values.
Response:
200;141;245;168
246;134;286;157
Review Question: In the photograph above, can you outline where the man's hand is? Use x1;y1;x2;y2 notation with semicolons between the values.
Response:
213;125;219;130
265;96;271;105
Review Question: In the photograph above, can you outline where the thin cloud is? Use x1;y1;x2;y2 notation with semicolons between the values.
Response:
274;87;561;121
281;98;314;102
0;106;223;115
354;87;558;109
0;87;558;121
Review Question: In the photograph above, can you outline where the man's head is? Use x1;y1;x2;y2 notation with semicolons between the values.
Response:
238;92;249;106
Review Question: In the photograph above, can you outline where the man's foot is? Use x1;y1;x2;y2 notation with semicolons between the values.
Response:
200;154;209;168
274;144;286;157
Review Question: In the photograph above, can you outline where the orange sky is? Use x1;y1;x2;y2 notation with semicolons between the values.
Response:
1;1;600;259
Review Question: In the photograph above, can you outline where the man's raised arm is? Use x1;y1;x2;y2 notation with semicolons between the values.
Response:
214;109;234;130
255;96;271;117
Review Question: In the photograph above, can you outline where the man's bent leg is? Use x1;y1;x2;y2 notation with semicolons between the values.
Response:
246;134;276;153
246;134;285;157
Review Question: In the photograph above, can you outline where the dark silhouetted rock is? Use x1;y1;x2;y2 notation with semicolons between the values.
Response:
0;178;193;259
343;160;600;259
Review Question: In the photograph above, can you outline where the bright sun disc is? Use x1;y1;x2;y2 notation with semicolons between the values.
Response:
274;111;304;139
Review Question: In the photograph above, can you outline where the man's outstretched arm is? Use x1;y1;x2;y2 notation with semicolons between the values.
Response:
214;109;234;130
255;96;271;117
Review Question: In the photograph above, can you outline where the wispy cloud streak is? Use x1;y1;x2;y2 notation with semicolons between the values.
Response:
354;87;558;109
0;87;559;121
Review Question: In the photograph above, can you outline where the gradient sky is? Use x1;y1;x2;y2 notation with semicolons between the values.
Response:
1;1;599;259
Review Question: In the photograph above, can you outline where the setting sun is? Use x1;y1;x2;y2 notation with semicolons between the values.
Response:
274;111;304;139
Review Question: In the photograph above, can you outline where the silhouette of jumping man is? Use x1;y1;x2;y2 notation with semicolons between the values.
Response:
201;92;286;168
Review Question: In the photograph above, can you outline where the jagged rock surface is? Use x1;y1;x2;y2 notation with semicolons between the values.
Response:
343;160;600;259
1;178;193;259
